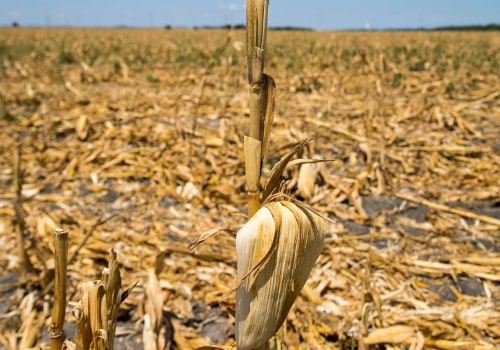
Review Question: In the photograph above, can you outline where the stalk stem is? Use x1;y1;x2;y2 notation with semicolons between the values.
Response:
13;142;34;280
245;0;270;218
50;228;69;350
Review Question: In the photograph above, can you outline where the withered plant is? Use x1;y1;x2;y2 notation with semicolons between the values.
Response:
192;1;327;349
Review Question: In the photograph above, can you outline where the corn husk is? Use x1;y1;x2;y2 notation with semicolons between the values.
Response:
235;200;325;350
76;114;90;141
297;161;319;199
362;325;415;345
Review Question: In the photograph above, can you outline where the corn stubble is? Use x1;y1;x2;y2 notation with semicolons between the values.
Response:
59;249;136;350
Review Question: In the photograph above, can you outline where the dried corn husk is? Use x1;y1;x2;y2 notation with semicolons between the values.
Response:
362;325;415;345
76;114;90;141
235;200;325;349
297;161;319;199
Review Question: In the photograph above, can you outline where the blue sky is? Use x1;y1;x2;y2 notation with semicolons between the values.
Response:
1;1;498;30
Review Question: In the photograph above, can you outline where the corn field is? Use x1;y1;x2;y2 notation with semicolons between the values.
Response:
0;26;499;349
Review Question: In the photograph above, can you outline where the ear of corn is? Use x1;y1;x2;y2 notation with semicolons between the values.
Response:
235;200;325;350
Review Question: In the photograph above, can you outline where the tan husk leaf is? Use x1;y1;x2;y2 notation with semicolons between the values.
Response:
235;200;325;350
262;139;311;202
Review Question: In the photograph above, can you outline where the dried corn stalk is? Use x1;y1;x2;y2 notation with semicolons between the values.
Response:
235;1;328;348
50;228;69;350
244;0;275;217
71;280;107;350
13;142;35;280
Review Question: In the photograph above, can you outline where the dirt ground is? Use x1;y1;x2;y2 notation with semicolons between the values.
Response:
0;28;499;349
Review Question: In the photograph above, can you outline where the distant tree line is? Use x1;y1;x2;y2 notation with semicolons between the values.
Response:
180;24;313;31
433;23;499;31
181;23;498;31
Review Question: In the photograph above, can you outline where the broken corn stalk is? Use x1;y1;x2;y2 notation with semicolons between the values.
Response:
244;0;275;217
236;200;325;349
68;250;135;350
49;229;69;350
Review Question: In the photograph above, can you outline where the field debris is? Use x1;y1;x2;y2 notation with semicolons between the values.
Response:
0;27;498;349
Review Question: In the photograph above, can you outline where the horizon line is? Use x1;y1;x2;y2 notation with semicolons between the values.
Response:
2;22;499;32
